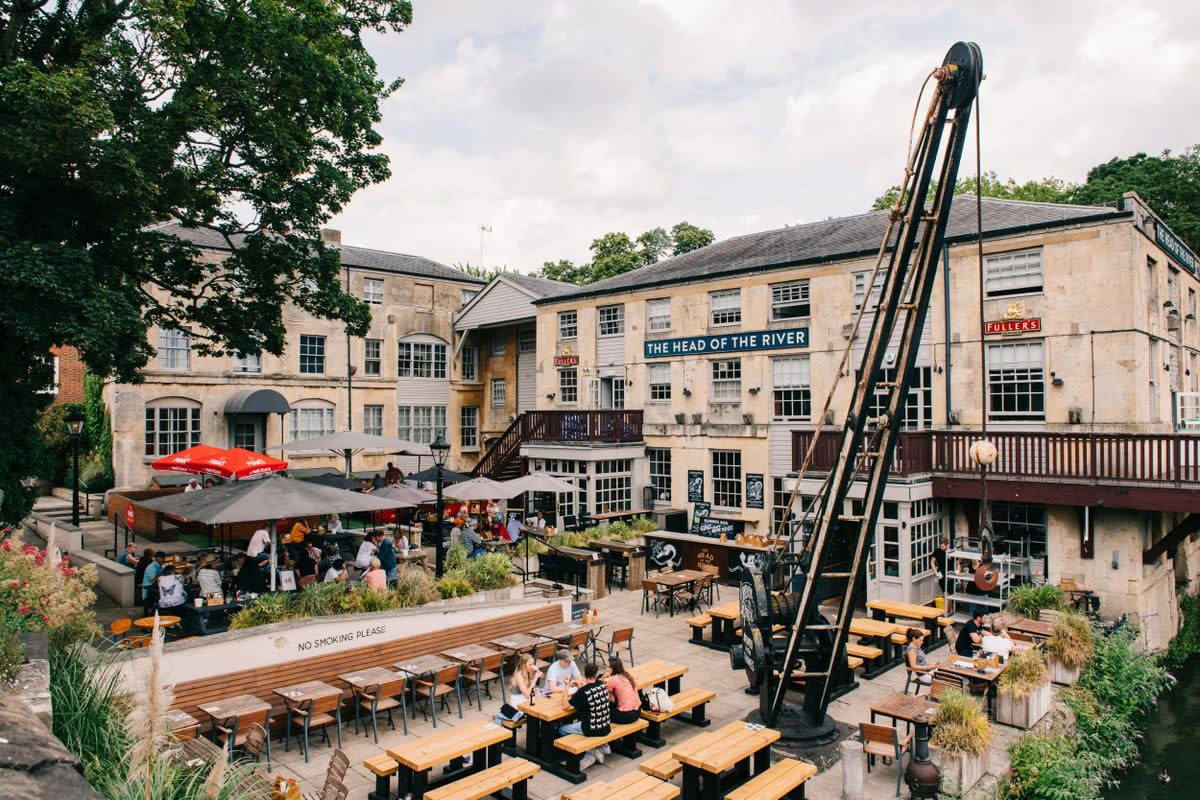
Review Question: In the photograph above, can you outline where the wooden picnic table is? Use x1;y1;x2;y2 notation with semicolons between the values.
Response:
517;691;576;771
627;659;689;695
701;601;741;649
1005;616;1055;639
441;643;502;663
563;769;681;800
489;633;545;655
274;679;341;706
167;708;199;739
196;693;271;754
935;657;1007;718
850;617;908;670
338;666;406;691
870;691;940;728
386;717;509;800
135;614;182;630
867;599;946;648
396;655;458;721
671;719;780;800
649;569;708;617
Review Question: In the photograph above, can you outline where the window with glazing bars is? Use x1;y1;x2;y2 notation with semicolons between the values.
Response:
987;341;1045;420
646;298;671;333
647;448;671;502
648;362;671;400
709;289;741;326
712;450;742;508
772;357;810;420
771;281;810;319
711;359;741;402
299;335;325;374
364;339;381;375
598;305;624;336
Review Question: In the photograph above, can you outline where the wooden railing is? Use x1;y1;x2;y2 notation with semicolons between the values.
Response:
791;428;1200;487
474;410;644;478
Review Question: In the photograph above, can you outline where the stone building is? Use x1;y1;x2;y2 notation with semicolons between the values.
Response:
106;223;484;487
456;193;1200;650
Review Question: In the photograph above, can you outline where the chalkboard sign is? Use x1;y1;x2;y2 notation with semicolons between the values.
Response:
695;518;736;538
746;474;764;509
691;501;711;531
687;470;704;502
571;602;590;620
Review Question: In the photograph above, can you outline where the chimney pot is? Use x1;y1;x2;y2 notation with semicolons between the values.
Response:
320;228;342;247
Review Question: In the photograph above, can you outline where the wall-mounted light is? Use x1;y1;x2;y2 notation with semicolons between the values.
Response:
682;387;692;396
1165;364;1172;371
545;392;555;400
1164;300;1175;309
1111;549;1120;570
1050;371;1064;387
747;387;760;395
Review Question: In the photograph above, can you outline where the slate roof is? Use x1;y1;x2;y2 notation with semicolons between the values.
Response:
500;271;579;298
535;198;1128;303
150;221;485;284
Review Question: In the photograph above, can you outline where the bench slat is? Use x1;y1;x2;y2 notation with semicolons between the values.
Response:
639;750;683;780
555;719;648;754
424;757;540;800
641;687;716;723
725;758;818;800
362;755;398;777
846;643;884;659
686;615;713;628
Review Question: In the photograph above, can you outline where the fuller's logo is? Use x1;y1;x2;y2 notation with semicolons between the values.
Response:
984;301;1041;336
554;344;580;367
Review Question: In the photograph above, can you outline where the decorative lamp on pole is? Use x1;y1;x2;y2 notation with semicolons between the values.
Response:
64;409;85;526
430;429;451;578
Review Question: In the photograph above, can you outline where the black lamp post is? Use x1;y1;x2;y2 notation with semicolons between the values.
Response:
430;429;450;578
64;409;85;526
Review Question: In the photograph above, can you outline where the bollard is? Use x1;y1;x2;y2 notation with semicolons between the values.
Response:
842;738;865;800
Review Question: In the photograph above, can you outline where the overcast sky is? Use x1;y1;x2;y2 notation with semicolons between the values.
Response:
329;1;1200;272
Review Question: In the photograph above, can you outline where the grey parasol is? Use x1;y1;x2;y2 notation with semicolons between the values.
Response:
441;476;524;501
502;472;579;495
277;431;432;477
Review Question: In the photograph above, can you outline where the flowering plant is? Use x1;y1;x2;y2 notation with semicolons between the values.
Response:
0;527;99;644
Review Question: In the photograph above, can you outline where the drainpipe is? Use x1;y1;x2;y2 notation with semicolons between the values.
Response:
943;244;953;426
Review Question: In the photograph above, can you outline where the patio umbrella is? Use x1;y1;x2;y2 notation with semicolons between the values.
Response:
407;465;471;484
136;474;400;591
150;444;229;474
199;448;288;480
502;472;578;494
442;476;524;501
372;483;436;505
306;473;364;491
277;431;432;477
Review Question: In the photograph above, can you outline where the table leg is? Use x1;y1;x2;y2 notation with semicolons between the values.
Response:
523;717;542;760
668;587;678;617
486;741;501;767
410;769;429;800
682;765;702;799
668;675;682;695
754;743;770;775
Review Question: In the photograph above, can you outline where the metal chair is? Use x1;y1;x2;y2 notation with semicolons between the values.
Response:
532;640;558;672
461;651;505;709
284;692;343;762
212;708;271;765
641;578;670;618
676;574;714;614
302;749;349;800
414;664;463;727
566;629;592;663
699;564;721;602
592;626;634;666
860;722;913;796
352;677;407;742
304;777;349;800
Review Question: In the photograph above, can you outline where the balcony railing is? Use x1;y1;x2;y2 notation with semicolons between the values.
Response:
522;409;643;443
791;429;1200;488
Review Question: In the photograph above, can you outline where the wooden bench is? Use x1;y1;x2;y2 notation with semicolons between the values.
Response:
640;687;715;746
424;757;540;800
640;749;684;780
938;616;955;628
846;643;884;661
362;754;398;800
890;628;929;646
499;716;525;753
686;615;713;643
554;719;649;783
725;758;818;800
846;656;864;671
563;769;680;800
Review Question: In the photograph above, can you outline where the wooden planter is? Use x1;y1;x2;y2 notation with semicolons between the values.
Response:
996;681;1051;729
933;747;989;795
1048;655;1081;686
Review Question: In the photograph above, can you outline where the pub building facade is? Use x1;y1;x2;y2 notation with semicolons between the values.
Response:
455;193;1200;650
105;224;485;488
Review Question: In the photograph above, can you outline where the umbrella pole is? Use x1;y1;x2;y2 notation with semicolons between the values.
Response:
343;448;352;478
269;519;278;592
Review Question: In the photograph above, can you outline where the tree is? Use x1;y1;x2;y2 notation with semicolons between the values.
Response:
0;1;412;521
871;171;1075;210
671;221;716;255
455;263;509;282
1069;146;1200;254
532;221;716;285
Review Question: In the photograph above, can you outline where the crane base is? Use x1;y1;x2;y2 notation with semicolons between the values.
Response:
750;705;838;746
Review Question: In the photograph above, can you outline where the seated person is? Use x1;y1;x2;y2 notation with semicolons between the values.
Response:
361;557;388;593
118;543;139;568
246;525;271;559
525;510;547;532
324;557;348;583
195;554;223;597
497;654;542;722
981;622;1015;662
325;513;344;537
956;607;987;658
604;657;641;724
355;532;379;571
558;662;612;770
905;628;937;687
156;565;196;632
545;649;584;692
460;522;485;558
237;552;270;594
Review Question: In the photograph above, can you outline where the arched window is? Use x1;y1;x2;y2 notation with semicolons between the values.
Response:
289;399;335;442
144;397;201;457
397;335;448;380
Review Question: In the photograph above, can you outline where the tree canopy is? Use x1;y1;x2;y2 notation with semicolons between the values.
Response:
871;170;1074;210
535;220;715;286
0;0;412;520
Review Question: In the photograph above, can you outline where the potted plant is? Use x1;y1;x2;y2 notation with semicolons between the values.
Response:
996;648;1052;729
930;688;992;794
1046;611;1094;685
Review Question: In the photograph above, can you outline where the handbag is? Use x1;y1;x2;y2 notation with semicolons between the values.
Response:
639;690;651;711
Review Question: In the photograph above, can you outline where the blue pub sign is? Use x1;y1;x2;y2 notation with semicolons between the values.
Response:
644;327;809;358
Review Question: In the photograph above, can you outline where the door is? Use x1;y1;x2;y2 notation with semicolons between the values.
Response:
517;327;537;412
232;417;262;451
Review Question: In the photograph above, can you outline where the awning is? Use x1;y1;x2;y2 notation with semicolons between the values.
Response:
223;388;291;415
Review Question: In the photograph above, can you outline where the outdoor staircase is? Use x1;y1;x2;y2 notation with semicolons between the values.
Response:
471;410;645;480
472;413;530;480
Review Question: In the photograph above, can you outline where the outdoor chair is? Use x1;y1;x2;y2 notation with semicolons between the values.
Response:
860;721;913;796
242;722;269;770
304;777;349;800
699;564;722;602
641;578;671;618
532;640;559;672
352;677;407;742
461;651;505;709
212;708;271;764
928;675;963;701
302;749;349;800
592;626;634;666
676;574;714;614
414;663;463;727
109;618;132;644
284;692;343;763
566;629;592;663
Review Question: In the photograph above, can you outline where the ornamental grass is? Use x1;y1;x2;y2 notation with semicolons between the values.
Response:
998;648;1050;699
1048;611;1095;670
930;688;992;757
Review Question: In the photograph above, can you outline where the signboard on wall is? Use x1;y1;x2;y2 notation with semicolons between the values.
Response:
687;471;704;503
746;474;764;509
695;518;735;538
644;327;809;358
984;317;1041;335
691;501;711;532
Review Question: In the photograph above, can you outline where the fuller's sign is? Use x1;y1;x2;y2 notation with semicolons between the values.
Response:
984;317;1042;335
644;327;808;358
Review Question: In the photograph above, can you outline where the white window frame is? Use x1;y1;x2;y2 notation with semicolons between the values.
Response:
362;277;384;304
558;311;578;340
853;271;885;311
157;328;191;370
772;356;811;420
647;298;671;333
491;378;506;407
397;405;446;444
709;289;742;326
559;368;578;404
144;402;201;457
712;450;742;509
460;406;479;449
648;362;671;401
987;340;1045;421
771;281;810;320
232;353;261;374
289;403;335;441
299;334;326;374
37;355;60;394
461;346;479;382
711;358;742;403
364;339;382;376
398;340;447;379
647;448;671;503
461;288;479;307
984;248;1043;298
363;404;383;436
598;305;624;337
594;459;633;512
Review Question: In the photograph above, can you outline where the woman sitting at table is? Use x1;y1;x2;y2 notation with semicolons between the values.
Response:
361;557;388;593
981;622;1015;662
323;557;347;583
195;554;223;598
905;628;937;689
604;657;641;724
497;654;542;722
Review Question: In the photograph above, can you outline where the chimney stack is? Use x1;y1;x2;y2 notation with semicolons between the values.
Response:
320;228;342;248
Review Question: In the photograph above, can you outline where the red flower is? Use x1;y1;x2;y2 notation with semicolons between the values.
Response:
1;539;9;551
7;580;17;589
18;605;29;614
41;615;50;623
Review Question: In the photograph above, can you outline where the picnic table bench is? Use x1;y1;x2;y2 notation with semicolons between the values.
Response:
640;686;715;747
726;758;818;800
423;756;539;800
562;769;680;800
386;718;509;800
867;600;946;649
672;719;780;800
554;718;648;783
627;659;688;695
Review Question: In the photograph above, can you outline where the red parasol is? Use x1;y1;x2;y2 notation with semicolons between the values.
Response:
150;444;230;475
150;445;288;480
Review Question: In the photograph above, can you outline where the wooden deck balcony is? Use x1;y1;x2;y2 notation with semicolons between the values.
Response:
473;410;643;479
791;429;1200;512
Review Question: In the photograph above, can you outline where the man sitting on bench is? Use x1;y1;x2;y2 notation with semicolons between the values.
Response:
558;663;611;771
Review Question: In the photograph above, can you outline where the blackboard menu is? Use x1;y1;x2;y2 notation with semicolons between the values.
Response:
687;470;704;502
691;501;711;531
746;473;764;509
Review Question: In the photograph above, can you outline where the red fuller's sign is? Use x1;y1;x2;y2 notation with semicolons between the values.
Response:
554;355;579;366
985;317;1041;335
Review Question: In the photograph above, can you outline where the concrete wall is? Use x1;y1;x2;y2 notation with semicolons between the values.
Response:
24;514;135;608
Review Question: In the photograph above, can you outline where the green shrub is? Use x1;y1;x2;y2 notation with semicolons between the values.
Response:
0;628;24;682
292;580;345;618
1003;733;1103;800
604;521;632;541
1165;593;1200;669
465;553;516;590
352;584;395;613
1006;583;1066;618
631;516;659;534
930;688;990;756
228;592;294;629
1077;623;1170;721
393;571;439;607
50;645;130;786
1062;686;1141;781
435;574;475;599
446;542;469;574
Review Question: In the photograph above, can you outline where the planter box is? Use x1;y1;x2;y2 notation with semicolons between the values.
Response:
933;747;989;795
996;681;1051;729
1048;656;1081;686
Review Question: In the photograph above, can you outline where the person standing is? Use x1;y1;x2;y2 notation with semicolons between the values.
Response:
246;524;271;559
931;537;949;595
385;462;401;485
558;662;612;770
377;531;397;579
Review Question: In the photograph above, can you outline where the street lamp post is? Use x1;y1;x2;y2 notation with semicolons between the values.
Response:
430;429;451;578
64;410;85;526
